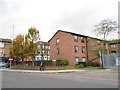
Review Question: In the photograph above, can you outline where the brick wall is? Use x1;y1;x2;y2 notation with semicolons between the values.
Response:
49;31;87;65
87;38;103;63
11;65;74;70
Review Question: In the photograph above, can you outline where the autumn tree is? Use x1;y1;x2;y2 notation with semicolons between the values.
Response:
10;34;25;61
26;27;40;66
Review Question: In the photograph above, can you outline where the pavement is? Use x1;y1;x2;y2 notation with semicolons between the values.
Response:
0;68;118;73
0;68;85;73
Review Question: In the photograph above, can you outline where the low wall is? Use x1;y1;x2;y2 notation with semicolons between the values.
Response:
10;65;74;70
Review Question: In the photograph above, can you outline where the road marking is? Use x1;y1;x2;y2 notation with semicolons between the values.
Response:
32;73;120;82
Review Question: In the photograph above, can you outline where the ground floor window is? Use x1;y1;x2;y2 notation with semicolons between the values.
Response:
82;57;86;62
75;57;79;64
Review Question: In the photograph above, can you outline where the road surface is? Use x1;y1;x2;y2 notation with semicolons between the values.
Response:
1;70;119;88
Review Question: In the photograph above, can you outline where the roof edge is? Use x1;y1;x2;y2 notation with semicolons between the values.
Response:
48;30;102;42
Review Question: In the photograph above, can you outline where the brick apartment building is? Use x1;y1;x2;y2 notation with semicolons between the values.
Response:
0;38;12;62
23;41;50;61
108;40;120;54
48;30;103;66
35;41;50;61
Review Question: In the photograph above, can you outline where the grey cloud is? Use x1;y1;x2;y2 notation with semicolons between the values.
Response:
53;7;100;37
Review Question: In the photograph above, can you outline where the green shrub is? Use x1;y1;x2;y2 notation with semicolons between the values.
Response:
79;62;87;67
93;62;100;67
61;60;69;66
74;64;84;69
86;62;100;67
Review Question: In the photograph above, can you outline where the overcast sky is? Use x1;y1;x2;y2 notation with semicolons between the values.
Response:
0;0;119;41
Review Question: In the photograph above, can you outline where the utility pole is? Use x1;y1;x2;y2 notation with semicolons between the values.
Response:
12;24;14;40
10;24;15;68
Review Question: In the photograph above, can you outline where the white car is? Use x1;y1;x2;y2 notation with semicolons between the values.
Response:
0;62;7;67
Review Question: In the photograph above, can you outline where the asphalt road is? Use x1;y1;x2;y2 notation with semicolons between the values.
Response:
1;70;119;88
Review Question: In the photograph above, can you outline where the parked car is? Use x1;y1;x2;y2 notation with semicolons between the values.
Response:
6;63;10;68
0;62;10;68
0;62;6;67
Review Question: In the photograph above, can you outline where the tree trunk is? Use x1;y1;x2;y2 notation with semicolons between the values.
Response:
32;60;35;66
99;50;103;68
32;56;35;66
21;58;24;65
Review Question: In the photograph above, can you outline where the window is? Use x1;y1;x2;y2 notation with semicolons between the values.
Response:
45;45;48;49
38;45;41;48
0;51;4;57
42;50;44;54
56;48;60;54
56;38;60;45
92;42;95;46
48;56;50;60
98;41;101;45
75;57;79;64
110;44;116;48
42;45;44;49
81;37;84;43
0;42;4;48
36;57;41;60
37;57;39;60
74;35;78;42
82;46;85;53
38;50;41;54
48;51;50;55
82;57;86;62
111;51;116;54
74;46;79;53
48;46;50;49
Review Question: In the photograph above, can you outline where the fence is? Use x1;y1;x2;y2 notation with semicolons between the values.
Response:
102;53;120;70
10;60;75;70
11;60;63;66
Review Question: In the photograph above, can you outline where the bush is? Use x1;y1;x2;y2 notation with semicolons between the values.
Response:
74;64;84;69
93;62;100;67
78;62;87;67
61;60;69;66
86;62;100;67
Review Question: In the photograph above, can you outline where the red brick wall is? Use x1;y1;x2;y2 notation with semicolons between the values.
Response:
87;38;102;63
109;43;120;54
49;31;87;65
118;44;120;54
11;65;74;70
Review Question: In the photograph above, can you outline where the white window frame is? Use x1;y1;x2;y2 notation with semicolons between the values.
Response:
74;46;79;53
56;38;60;45
38;45;41;48
81;37;84;43
0;42;4;48
82;46;85;53
56;48;60;54
42;45;44;49
42;50;44;54
74;35;78;42
82;57;86;62
75;57;79;64
98;41;100;45
92;42;95;46
110;44;116;48
48;51;50;55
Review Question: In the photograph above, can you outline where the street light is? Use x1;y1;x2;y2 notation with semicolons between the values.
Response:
9;57;13;68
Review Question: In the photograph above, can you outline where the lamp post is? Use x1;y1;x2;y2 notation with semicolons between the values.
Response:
9;58;13;68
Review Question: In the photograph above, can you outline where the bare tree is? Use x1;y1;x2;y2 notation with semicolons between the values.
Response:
94;19;117;68
95;19;117;53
